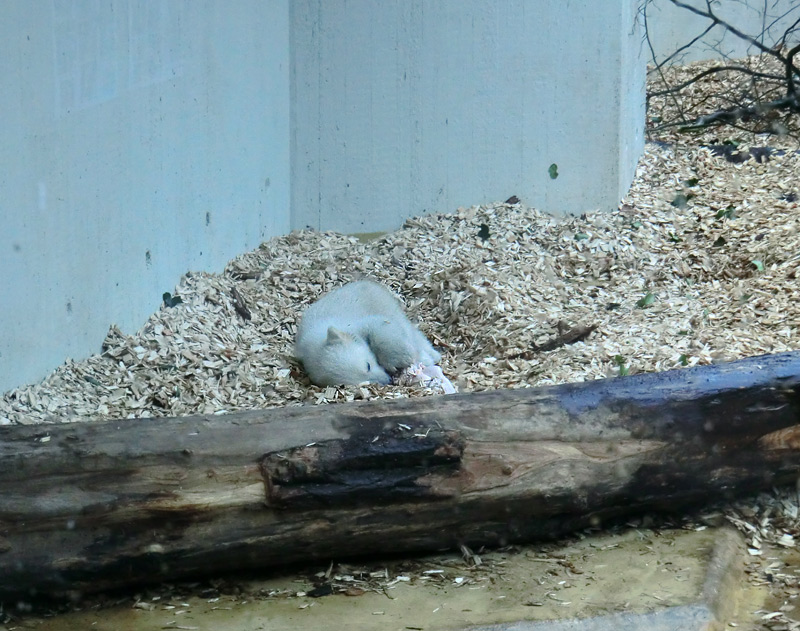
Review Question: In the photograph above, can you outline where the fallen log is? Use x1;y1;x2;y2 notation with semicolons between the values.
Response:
2;351;800;599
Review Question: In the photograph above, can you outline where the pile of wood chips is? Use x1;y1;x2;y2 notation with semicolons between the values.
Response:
4;149;798;423
2;54;800;627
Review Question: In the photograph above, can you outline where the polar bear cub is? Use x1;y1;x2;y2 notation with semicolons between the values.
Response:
295;280;441;386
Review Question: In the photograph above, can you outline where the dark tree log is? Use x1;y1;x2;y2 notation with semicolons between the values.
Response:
2;351;800;599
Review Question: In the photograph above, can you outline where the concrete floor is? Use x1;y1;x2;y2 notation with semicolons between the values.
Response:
5;527;766;631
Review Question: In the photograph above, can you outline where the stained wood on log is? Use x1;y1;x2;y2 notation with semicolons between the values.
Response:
2;351;800;598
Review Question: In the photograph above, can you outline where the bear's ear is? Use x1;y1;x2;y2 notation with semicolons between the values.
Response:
326;326;349;345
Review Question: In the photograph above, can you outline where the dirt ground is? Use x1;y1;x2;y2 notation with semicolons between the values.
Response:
4;526;768;631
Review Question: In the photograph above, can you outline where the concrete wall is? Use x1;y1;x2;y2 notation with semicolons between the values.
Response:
645;0;800;64
291;0;646;233
0;1;290;392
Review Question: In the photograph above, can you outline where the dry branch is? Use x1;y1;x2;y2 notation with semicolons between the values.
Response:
230;286;252;321
2;351;800;598
508;322;598;358
644;0;800;134
679;94;800;131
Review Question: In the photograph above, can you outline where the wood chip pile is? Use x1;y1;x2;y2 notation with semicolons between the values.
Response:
2;143;798;424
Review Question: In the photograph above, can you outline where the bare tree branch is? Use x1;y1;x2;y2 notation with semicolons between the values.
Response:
669;0;784;59
668;0;800;83
643;0;800;136
786;43;800;99
678;93;799;131
648;65;783;99
642;1;691;125
768;13;800;49
653;21;717;71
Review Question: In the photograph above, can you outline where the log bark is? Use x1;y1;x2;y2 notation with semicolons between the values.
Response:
2;351;800;598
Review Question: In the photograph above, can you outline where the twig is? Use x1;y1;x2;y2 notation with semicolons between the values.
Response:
668;0;800;81
508;323;598;360
785;43;800;100
231;287;252;321
668;0;785;61
642;1;691;125
678;93;799;131
648;65;783;99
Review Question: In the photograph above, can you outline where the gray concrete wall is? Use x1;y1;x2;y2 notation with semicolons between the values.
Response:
290;0;646;233
0;1;290;392
645;0;800;64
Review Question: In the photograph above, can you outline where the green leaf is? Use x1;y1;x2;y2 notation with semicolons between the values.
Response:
574;232;589;240
631;220;642;229
751;260;764;272
162;292;183;308
679;354;688;366
548;163;559;179
668;232;682;243
670;192;695;208
636;292;655;308
715;205;735;220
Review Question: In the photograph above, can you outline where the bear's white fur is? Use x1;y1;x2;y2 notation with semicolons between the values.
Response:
295;280;440;386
